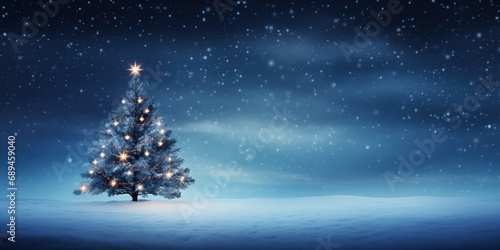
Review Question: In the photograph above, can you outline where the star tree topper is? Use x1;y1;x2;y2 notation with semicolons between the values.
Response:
129;62;143;76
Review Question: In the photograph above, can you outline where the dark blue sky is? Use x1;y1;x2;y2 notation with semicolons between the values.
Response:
1;0;499;201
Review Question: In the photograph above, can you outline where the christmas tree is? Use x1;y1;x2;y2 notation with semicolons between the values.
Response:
73;63;195;201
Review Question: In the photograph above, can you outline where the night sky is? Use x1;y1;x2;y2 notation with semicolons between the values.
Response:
1;0;499;201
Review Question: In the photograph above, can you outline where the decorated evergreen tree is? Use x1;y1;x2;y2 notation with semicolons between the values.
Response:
74;63;195;201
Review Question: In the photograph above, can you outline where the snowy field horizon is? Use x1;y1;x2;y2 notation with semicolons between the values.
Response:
1;195;499;250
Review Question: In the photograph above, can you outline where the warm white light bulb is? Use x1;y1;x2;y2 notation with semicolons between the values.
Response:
110;180;117;187
180;176;185;183
160;129;165;134
114;121;119;126
157;121;161;126
137;97;143;104
89;169;94;174
119;151;128;161
137;184;143;191
125;135;130;140
145;151;150;157
168;156;172;162
80;185;87;192
145;108;150;114
158;141;163;146
92;159;98;165
121;99;126;104
107;129;112;133
100;152;105;158
127;170;132;176
166;172;173;179
140;116;144;122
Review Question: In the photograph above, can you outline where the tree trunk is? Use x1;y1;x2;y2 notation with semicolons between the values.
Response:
132;192;138;202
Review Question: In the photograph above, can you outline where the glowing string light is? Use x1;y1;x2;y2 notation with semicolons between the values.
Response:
110;180;117;187
121;99;126;104
137;184;144;191
137;97;143;104
140;116;144;122
100;152;106;158
144;108;150;114
166;171;173;179
92;159;98;165
119;151;128;161
180;176;185;183
125;135;130;140
158;141;163;147
144;151;150;157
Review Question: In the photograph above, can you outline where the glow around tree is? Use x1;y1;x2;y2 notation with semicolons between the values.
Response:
74;64;195;201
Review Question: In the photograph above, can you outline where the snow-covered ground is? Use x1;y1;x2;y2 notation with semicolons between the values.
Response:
2;196;500;249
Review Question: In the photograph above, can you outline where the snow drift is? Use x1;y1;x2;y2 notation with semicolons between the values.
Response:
1;196;499;249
